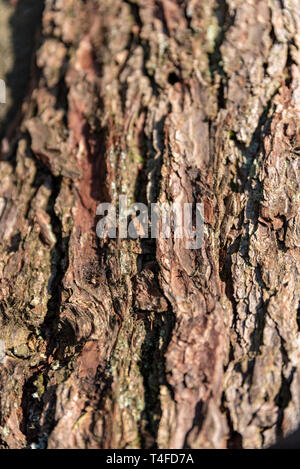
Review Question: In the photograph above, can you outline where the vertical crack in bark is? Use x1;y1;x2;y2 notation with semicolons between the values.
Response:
124;0;160;96
20;165;71;447
208;0;234;110
0;0;45;140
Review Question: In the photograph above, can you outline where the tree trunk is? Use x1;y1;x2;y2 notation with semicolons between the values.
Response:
0;0;299;449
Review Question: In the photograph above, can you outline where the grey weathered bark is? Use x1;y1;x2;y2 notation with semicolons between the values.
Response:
0;0;299;449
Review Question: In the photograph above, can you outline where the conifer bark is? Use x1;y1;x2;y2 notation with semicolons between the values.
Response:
0;0;299;449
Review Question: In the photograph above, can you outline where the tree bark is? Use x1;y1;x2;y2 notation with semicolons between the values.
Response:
0;0;299;449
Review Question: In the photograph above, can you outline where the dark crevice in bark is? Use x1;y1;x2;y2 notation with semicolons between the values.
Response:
138;306;175;448
19;148;71;446
155;0;171;38
235;99;274;192
219;80;282;444
38;171;67;355
21;366;48;448
132;107;176;447
286;40;297;87
275;367;296;440
268;11;277;52
296;302;300;332
220;91;276;322
183;2;192;31
167;72;181;86
182;400;204;449
221;392;243;449
220;237;239;334
20;181;64;447
55;75;70;128
0;0;45;140
249;265;269;352
147;111;169;204
208;0;235;109
276;215;288;252
124;0;160;96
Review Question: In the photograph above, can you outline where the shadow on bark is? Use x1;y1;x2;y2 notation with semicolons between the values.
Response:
0;0;44;139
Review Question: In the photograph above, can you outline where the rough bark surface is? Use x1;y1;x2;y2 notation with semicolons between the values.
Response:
0;0;299;449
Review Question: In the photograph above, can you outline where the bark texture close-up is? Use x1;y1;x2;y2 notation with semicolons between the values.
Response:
0;0;299;449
